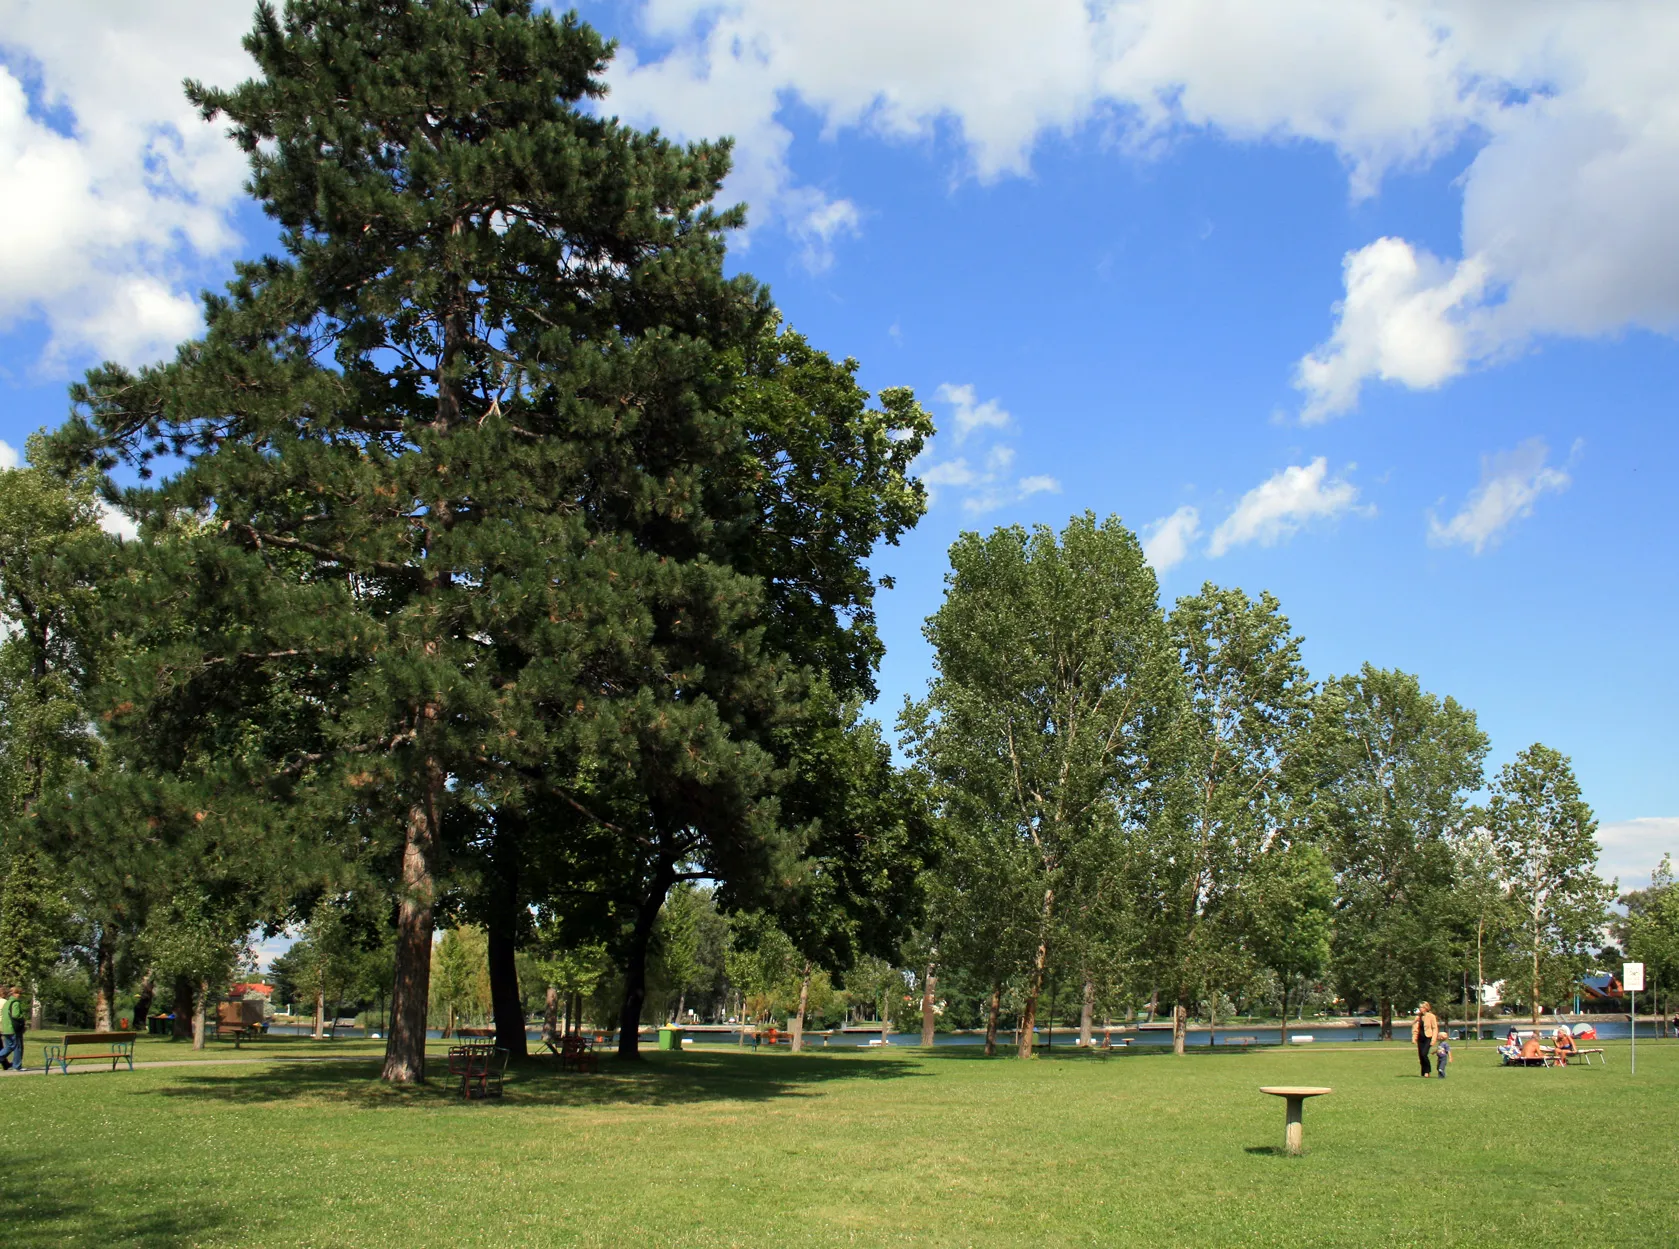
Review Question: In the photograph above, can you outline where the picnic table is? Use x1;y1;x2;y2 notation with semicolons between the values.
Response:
42;1031;139;1075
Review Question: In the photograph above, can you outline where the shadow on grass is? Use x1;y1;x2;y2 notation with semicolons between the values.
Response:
0;1150;232;1249
143;1047;924;1110
915;1043;1276;1063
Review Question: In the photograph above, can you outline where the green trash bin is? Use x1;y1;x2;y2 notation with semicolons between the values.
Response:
657;1026;684;1051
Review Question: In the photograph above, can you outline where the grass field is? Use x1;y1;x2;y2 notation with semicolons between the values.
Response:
3;1037;1674;1247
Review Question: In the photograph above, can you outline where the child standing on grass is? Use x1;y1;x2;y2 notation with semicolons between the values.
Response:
1435;1029;1451;1079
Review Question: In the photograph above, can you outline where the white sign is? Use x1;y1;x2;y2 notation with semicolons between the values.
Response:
1624;962;1645;992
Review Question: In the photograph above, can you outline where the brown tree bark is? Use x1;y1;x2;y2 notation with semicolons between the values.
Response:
487;914;528;1059
1379;997;1392;1041
94;928;116;1032
1278;981;1289;1046
543;985;559;1043
920;961;937;1047
791;965;811;1054
1078;978;1094;1047
984;982;1001;1056
1172;1000;1187;1056
192;980;208;1050
171;976;194;1040
383;777;442;1083
1017;888;1054;1059
131;968;156;1034
313;985;325;1040
617;861;676;1060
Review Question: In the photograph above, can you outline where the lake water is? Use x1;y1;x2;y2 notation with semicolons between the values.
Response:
264;1019;1671;1046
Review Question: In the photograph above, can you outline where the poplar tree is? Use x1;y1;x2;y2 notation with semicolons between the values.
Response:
907;514;1177;1057
1312;666;1487;1037
59;0;926;1080
1149;585;1313;1054
1485;743;1611;1023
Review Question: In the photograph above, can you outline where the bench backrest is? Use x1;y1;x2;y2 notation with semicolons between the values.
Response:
62;1032;139;1046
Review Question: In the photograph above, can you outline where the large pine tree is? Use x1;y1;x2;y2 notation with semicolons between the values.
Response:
59;0;927;1080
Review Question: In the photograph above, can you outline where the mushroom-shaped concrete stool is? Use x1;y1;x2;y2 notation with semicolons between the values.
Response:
1259;1086;1332;1156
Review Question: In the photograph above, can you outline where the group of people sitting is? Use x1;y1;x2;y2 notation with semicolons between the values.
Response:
1498;1024;1580;1066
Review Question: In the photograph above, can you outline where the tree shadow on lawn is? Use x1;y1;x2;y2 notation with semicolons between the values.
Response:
915;1044;1274;1063
0;1149;231;1249
144;1048;925;1110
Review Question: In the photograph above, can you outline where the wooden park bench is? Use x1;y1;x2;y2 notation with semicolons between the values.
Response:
42;1031;139;1075
1222;1035;1259;1050
445;1044;508;1099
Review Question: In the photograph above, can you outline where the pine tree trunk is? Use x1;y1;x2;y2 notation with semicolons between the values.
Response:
617;863;675;1061
131;968;156;1034
1078;978;1094;1047
192;981;208;1050
544;985;559;1042
487;917;527;1059
1172;1001;1187;1056
383;781;441;1083
985;982;1001;1056
171;976;194;1041
94;929;116;1032
792;965;810;1054
1017;887;1054;1059
920;962;937;1047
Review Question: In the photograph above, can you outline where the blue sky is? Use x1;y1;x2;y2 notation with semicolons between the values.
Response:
2;2;1676;891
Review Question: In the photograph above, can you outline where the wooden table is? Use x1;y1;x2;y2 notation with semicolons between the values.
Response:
1259;1086;1332;1156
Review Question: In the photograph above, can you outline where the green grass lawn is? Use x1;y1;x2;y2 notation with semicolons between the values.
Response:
3;1038;1674;1247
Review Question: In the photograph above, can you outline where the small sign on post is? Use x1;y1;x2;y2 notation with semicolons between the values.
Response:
1624;962;1644;1074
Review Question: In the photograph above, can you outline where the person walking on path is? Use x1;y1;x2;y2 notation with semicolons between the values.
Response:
0;985;24;1072
1411;1001;1439;1077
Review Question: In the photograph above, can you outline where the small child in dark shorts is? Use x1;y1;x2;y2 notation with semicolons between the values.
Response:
1436;1031;1451;1078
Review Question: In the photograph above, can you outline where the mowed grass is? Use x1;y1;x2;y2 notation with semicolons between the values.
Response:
3;1038;1675;1248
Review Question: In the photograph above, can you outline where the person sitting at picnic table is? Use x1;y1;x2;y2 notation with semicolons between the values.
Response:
1552;1026;1577;1065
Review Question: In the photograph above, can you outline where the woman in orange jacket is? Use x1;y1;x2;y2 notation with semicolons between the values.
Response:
1410;1002;1439;1076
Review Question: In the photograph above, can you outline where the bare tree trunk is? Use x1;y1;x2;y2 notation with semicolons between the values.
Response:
1379;997;1392;1041
1146;988;1157;1023
1531;931;1542;1026
920;961;937;1047
487;921;527;1059
1475;917;1485;1045
792;965;811;1054
192;981;208;1050
94;928;116;1032
171;976;194;1041
1172;1000;1187;1056
985;982;1001;1056
29;982;42;1031
1017;888;1054;1059
880;984;891;1048
313;985;325;1040
1279;982;1289;1046
383;779;442;1083
544;986;559;1042
131;968;156;1033
617;861;676;1061
675;991;686;1026
1078;978;1094;1047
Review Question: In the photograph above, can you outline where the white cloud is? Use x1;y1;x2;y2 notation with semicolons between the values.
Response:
0;439;17;470
0;0;253;368
97;499;139;542
1296;239;1488;421
913;393;1057;513
1208;458;1363;556
935;382;1011;441
602;2;1679;406
1428;438;1571;554
1141;504;1200;572
1596;817;1679;894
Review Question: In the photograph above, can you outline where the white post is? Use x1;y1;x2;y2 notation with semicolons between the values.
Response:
1624;962;1645;1075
